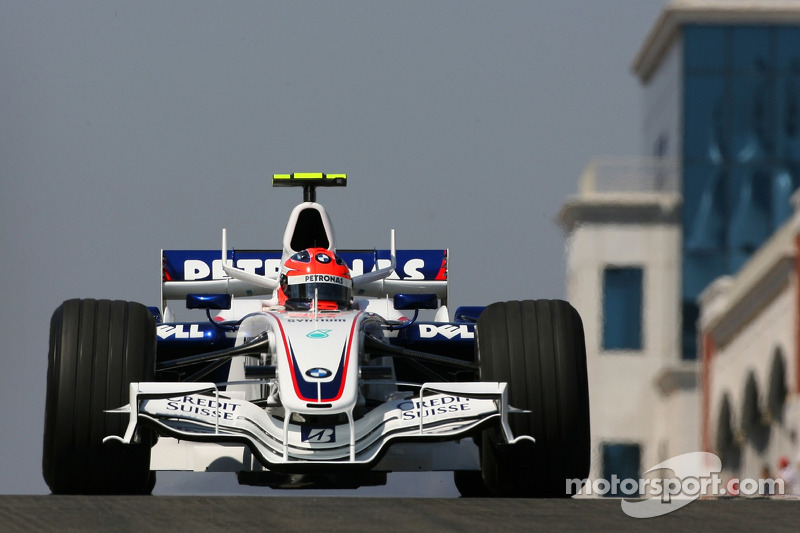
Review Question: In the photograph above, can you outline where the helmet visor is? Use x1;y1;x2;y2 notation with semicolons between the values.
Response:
284;275;352;306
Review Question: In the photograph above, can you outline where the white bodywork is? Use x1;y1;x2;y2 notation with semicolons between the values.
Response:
107;189;533;475
107;306;530;471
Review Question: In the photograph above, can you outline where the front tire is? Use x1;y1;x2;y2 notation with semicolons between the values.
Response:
42;299;156;494
477;300;590;497
453;470;491;498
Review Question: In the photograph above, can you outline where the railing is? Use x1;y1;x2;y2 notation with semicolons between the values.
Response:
579;157;679;195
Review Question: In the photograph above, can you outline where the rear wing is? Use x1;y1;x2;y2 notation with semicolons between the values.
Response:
161;249;448;307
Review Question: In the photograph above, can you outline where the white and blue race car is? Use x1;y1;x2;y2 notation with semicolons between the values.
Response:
43;174;590;497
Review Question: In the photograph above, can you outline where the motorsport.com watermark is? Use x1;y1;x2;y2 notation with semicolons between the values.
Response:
566;452;785;518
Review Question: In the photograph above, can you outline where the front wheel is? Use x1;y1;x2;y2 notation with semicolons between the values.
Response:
42;299;157;494
476;300;590;497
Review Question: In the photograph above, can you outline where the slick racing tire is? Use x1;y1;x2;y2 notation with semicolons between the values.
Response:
477;300;590;497
43;299;157;494
453;470;491;497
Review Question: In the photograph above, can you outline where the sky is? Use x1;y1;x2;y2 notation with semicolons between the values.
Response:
0;0;666;495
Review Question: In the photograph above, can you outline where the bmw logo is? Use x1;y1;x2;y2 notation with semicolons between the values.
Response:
305;367;332;379
315;253;332;264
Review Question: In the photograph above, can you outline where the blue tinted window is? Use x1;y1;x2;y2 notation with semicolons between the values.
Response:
732;26;772;73
602;267;643;351
731;76;775;162
684;75;728;163
681;24;800;364
683;252;728;302
602;443;641;497
727;166;772;271
685;25;726;72
682;302;699;361
683;165;727;252
778;75;800;161
777;28;800;73
772;165;800;227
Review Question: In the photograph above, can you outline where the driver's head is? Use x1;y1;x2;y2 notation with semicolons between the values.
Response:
279;248;352;310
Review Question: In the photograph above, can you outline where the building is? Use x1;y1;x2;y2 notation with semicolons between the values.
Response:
558;0;800;493
699;191;800;483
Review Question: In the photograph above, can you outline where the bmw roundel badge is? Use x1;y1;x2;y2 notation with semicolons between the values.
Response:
305;367;332;379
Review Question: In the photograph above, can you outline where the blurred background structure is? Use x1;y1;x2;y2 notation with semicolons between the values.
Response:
559;0;800;493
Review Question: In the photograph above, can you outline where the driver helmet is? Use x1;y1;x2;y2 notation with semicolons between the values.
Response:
279;248;352;310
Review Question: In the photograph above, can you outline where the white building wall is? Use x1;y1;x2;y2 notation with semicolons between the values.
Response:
703;237;800;481
652;382;701;462
563;200;681;481
642;36;682;160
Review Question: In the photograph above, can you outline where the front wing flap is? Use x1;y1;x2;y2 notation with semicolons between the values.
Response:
105;381;534;470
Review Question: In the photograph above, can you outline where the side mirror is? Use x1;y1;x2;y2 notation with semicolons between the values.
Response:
454;306;485;323
393;293;438;311
186;293;232;310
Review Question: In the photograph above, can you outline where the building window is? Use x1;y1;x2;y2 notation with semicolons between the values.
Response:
768;348;787;423
681;301;699;361
602;267;644;351
602;443;641;497
680;25;800;361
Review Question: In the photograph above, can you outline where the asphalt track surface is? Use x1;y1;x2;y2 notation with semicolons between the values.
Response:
1;496;799;532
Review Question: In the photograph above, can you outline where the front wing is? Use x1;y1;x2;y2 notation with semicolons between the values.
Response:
105;381;535;470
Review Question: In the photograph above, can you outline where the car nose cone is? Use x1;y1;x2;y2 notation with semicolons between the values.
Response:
305;367;332;379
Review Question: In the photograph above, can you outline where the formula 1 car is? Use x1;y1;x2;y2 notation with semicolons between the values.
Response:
43;174;590;497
